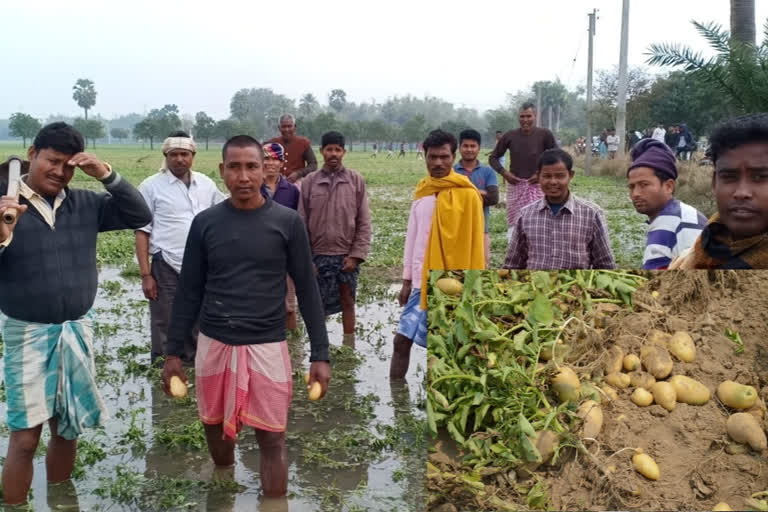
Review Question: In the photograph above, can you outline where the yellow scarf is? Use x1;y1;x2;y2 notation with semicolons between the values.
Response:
414;170;486;309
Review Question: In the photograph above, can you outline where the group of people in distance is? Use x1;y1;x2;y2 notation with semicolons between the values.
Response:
0;105;767;506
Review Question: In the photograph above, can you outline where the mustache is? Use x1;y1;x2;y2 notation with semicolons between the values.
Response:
728;202;759;213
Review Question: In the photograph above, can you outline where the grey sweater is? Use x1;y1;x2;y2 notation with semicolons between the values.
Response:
0;172;153;324
167;198;330;362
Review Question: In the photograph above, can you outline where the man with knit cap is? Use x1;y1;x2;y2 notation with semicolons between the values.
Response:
670;113;768;269
627;138;707;269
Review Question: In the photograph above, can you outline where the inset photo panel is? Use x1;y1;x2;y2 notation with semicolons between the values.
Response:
426;269;768;512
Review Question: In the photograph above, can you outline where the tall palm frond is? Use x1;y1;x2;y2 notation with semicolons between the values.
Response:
646;17;768;114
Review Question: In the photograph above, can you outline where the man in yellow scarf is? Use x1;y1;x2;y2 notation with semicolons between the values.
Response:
389;129;485;379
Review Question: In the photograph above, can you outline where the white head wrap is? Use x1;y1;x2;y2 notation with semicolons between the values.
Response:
162;136;197;155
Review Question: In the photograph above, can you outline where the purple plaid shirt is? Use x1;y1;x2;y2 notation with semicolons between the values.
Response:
504;193;616;269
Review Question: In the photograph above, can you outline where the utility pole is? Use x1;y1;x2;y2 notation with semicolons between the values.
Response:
535;85;541;128
585;8;597;176
616;0;630;155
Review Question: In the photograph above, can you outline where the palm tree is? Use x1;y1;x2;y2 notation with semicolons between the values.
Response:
645;18;768;113
72;79;97;120
299;93;319;117
731;0;756;45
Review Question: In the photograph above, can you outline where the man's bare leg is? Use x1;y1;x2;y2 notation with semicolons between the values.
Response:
47;417;77;482
339;282;356;348
254;429;288;497
203;423;236;467
3;424;43;504
389;333;413;379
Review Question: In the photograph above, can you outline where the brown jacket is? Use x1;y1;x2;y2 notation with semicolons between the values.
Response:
268;135;317;178
299;167;372;261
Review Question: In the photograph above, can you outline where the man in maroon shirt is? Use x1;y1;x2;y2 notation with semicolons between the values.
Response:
489;103;557;242
268;114;318;183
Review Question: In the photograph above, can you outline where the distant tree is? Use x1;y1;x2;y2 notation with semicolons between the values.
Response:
74;118;105;148
401;114;428;143
110;127;130;143
439;120;470;138
193;112;216;150
9;113;41;148
133;118;155;149
214;119;240;141
484;109;518;144
148;104;182;140
328;89;347;113
72;79;97;120
299;93;320;117
313;112;341;136
229;88;295;139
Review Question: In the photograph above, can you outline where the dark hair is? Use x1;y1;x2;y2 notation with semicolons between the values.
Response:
321;131;345;148
495;130;502;134
222;135;263;161
167;130;190;138
537;148;573;172
459;129;482;145
520;102;536;111
32;122;84;156
708;113;768;164
422;129;458;154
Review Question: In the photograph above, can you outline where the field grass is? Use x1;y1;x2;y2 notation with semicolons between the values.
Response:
0;142;649;278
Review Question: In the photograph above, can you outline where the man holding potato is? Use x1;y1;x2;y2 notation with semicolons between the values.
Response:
670;113;768;269
0;122;152;506
162;135;331;498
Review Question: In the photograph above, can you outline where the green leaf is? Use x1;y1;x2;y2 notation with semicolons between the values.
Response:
471;392;485;406
426;400;438;436
456;342;472;361
459;404;470;433
518;413;536;438
528;292;554;327
531;271;551;292
431;389;450;409
519;433;542;463
474;403;491;431
513;329;529;351
446;421;466;445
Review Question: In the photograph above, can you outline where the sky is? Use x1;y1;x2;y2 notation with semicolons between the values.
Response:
2;0;766;120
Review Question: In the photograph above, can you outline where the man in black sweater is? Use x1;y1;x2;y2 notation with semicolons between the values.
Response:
162;135;331;498
0;122;152;506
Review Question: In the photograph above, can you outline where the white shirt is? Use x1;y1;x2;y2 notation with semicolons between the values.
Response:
606;135;620;151
138;170;227;273
652;127;666;142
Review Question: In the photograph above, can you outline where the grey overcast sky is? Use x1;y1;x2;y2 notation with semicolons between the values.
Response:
2;0;766;120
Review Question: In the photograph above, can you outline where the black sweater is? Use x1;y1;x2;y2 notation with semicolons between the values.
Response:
0;172;152;323
167;197;330;362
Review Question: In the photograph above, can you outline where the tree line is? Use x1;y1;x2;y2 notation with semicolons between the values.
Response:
6;11;767;150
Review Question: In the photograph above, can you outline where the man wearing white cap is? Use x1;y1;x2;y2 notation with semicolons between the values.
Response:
135;130;226;365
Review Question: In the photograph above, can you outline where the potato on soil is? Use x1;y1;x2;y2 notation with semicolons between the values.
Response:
717;380;758;410
647;329;671;347
670;375;710;405
712;503;733;511
746;399;766;421
623;354;641;372
726;412;767;452
632;449;660;480
605;372;630;389
631;388;654;407
668;331;696;362
604;345;624;374
629;370;656;389
436;278;463;296
552;367;581;402
600;385;618;401
577;400;603;439
641;345;674;379
580;382;602;403
540;340;564;361
651;382;677;411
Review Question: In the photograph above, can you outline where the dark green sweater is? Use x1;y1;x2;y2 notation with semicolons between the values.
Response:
0;172;153;324
167;198;330;362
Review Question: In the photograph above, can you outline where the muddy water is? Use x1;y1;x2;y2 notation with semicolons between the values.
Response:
0;268;426;511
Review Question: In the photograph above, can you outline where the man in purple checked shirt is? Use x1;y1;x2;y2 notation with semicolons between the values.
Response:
504;148;616;269
262;142;301;330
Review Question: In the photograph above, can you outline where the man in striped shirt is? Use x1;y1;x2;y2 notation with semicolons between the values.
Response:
627;138;707;269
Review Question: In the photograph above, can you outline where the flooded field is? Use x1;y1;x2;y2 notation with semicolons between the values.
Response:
0;268;426;511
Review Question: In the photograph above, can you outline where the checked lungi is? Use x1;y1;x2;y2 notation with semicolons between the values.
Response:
195;333;293;440
506;180;544;242
1;314;108;440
